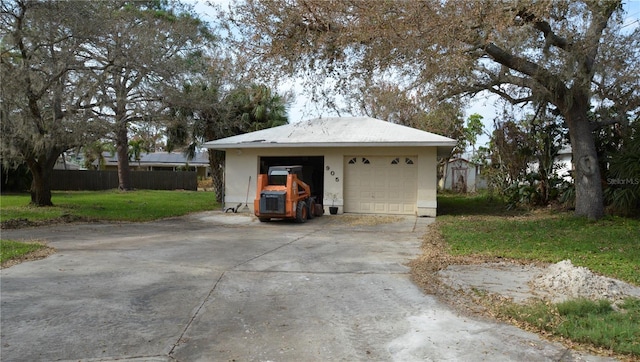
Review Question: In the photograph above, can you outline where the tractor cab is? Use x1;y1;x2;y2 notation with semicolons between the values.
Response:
268;165;303;186
254;165;318;223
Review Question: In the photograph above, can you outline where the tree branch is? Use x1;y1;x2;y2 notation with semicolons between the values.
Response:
580;2;620;77
481;42;568;107
516;9;570;51
486;86;533;105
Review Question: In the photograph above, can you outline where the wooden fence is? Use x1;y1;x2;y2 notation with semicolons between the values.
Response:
51;170;198;191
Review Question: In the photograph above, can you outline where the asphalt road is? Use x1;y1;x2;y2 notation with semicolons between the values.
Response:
0;213;615;361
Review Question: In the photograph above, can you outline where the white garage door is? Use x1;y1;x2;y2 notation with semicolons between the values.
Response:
344;156;418;214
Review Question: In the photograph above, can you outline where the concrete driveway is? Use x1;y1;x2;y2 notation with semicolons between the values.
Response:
0;213;613;362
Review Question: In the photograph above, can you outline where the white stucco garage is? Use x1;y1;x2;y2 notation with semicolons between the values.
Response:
203;117;456;217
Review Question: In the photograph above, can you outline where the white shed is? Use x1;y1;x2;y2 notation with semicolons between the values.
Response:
203;117;456;217
441;157;485;193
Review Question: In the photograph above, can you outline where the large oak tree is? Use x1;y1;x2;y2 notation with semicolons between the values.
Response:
1;0;108;205
226;0;640;220
2;0;215;205
89;0;213;190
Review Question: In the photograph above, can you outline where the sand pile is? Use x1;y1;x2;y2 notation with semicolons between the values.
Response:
530;260;640;303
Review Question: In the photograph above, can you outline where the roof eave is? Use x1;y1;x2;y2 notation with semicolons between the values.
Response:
204;141;457;150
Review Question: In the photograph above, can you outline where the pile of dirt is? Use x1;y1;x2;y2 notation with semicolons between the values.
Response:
411;232;640;360
410;224;640;308
530;260;640;303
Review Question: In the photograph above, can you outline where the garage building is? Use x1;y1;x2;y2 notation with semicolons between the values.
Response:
203;117;456;217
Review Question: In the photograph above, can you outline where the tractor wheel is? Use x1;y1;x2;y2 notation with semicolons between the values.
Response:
295;200;308;223
307;199;316;219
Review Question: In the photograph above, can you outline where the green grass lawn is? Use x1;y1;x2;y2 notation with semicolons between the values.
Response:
0;190;219;223
1;190;219;266
437;193;640;285
436;193;640;358
499;297;640;356
0;239;47;264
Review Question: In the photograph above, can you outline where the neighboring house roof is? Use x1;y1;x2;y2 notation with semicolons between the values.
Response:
448;157;472;164
139;152;209;165
203;117;456;156
54;160;80;170
558;145;572;155
448;157;484;166
99;152;209;167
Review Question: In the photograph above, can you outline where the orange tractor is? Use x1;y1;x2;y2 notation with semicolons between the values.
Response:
254;166;319;223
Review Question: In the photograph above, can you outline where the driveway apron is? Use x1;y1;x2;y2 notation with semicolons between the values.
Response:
0;213;613;361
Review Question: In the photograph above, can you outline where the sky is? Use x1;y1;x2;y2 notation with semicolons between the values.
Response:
189;0;640;149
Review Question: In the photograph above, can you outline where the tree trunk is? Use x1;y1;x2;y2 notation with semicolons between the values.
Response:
25;149;60;206
566;106;604;220
208;149;225;204
115;123;133;191
29;166;53;206
440;158;450;191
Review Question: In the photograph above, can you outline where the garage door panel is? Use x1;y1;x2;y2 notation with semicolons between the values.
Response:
373;190;387;199
361;169;374;178
344;156;417;215
402;192;415;201
404;169;417;178
388;203;401;213
374;203;387;212
374;179;387;187
403;204;415;213
359;202;373;212
389;190;401;199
